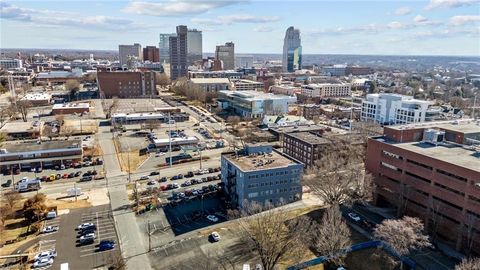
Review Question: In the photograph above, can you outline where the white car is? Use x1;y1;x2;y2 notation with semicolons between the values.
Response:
140;175;150;180
42;226;59;234
33;257;53;268
210;231;221;242
77;222;94;230
34;250;57;261
80;232;96;241
348;212;361;222
155;153;165;157
206;215;219;222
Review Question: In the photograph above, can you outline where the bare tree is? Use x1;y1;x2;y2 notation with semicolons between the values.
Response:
236;201;315;270
108;253;127;270
462;214;478;257
304;136;373;206
373;216;431;266
312;205;352;266
105;97;119;118
155;72;171;88
226;116;241;127
65;79;81;95
397;184;412;217
455;257;480;270
4;190;21;211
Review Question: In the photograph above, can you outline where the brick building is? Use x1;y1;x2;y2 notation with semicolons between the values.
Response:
282;132;330;168
366;120;480;255
97;70;157;98
143;46;160;62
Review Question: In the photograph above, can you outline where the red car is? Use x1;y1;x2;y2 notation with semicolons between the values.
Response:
62;173;69;179
160;185;167;191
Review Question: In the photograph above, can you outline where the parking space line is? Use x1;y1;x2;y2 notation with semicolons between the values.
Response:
79;248;116;258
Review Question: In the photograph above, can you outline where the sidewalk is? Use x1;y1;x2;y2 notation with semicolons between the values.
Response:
109;184;152;270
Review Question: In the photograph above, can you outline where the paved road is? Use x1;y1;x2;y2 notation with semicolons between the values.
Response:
97;125;123;177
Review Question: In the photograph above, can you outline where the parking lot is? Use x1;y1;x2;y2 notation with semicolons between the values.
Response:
35;205;120;270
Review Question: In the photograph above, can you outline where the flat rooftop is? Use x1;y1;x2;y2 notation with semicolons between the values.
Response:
189;78;231;84
0;121;42;133
219;90;296;101
52;103;90;109
286;132;330;145
0;140;81;154
388;120;480;134
223;149;298;172
376;138;480;172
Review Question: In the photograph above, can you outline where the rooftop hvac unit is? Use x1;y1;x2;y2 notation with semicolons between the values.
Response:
423;129;445;145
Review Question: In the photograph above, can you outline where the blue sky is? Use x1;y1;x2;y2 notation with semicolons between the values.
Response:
1;0;479;55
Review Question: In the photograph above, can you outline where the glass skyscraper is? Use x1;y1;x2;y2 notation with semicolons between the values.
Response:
282;26;302;72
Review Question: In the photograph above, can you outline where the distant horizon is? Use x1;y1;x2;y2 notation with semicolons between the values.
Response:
1;48;479;58
1;1;479;56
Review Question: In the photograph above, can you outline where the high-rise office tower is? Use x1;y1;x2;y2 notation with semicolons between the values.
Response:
159;33;175;64
187;29;203;65
215;42;235;70
143;46;160;62
119;43;142;67
282;26;302;72
169;25;188;80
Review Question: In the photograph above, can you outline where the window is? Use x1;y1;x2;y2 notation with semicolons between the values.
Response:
247;192;258;198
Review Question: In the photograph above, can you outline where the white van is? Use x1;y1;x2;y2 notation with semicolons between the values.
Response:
46;211;57;219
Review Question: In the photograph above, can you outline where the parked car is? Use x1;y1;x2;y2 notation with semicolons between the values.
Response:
147;181;157;186
33;258;53;268
74;171;82;177
42;226;59;234
80;176;92;182
210;231;221;242
34;250;57;261
98;240;115;251
62;173;69;179
77;222;95;230
186;171;194;178
1;179;12;187
68;172;75;178
159;177;167;182
172;183;179;189
150;171;160;176
348;212;361;222
140;175;150;180
206;215;219;222
80;233;96;242
160;185;167;191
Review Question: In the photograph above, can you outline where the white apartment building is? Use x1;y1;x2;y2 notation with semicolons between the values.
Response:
301;83;351;98
361;93;434;125
0;59;23;69
232;79;264;91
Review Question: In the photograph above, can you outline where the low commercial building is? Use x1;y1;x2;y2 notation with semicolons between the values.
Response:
20;92;52;106
97;70;157;98
301;83;351;98
221;144;303;208
366;121;480;255
299;104;359;120
51;103;90;115
232;79;264;91
261;115;311;128
0;121;42;139
0;140;82;171
188;78;231;93
361;93;436;125
152;136;199;147
217;90;297;118
36;68;83;83
111;112;189;124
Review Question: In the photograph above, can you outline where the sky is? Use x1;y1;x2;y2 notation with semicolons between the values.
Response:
1;0;479;56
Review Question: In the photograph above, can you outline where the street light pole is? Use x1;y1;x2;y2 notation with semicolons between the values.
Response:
147;220;152;252
168;112;172;168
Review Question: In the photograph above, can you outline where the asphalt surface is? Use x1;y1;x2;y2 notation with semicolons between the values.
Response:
33;204;120;270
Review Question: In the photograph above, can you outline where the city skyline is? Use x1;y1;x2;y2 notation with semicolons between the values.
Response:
1;0;479;56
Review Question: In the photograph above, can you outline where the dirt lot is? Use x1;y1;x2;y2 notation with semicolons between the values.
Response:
61;119;98;135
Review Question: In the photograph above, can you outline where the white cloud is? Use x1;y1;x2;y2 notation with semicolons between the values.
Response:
449;15;480;25
393;7;412;16
414;15;428;23
123;0;246;17
0;1;149;30
253;25;273;32
425;0;480;10
387;21;407;29
192;14;280;25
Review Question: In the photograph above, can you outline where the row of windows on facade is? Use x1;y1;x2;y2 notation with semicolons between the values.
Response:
247;187;302;198
118;81;140;85
247;178;300;189
246;169;299;179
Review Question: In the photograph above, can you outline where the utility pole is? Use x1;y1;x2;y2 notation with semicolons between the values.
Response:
74;182;78;202
168;112;172;168
147;220;152;252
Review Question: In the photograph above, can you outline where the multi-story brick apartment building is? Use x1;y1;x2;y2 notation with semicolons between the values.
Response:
97;70;156;98
283;132;330;168
221;144;303;208
366;120;480;255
